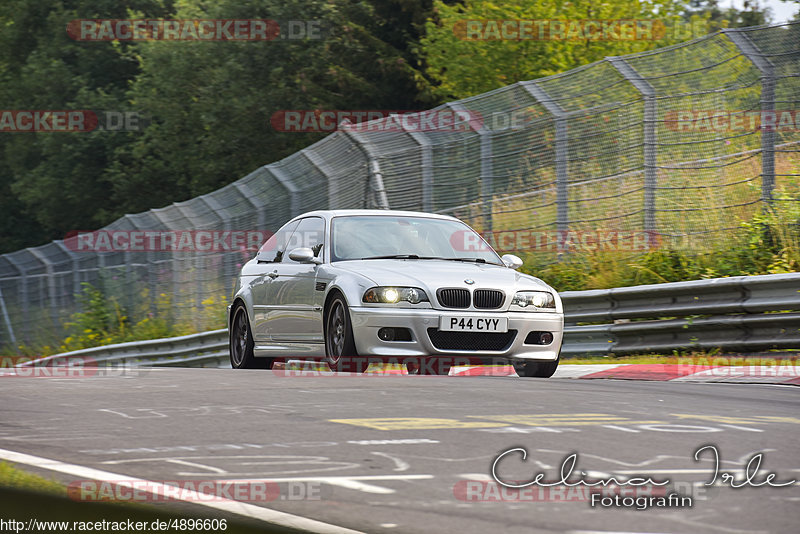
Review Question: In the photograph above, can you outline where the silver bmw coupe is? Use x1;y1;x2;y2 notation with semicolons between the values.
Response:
228;210;563;377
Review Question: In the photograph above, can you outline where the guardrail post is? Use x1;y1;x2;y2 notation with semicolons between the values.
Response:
723;29;776;202
607;57;657;233
521;82;570;244
340;122;390;210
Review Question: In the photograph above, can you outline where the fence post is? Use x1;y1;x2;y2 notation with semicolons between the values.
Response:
54;241;82;302
27;248;59;332
0;285;16;347
197;194;241;297
231;182;266;232
723;29;776;202
340;123;390;210
121;214;152;320
150;208;181;322
4;254;29;344
403;127;434;213
119;215;141;315
520;82;569;242
448;103;493;231
607;57;658;233
302;149;340;210
266;165;301;216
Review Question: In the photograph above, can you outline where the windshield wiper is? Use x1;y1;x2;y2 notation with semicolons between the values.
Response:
440;257;488;263
359;255;498;264
361;254;425;260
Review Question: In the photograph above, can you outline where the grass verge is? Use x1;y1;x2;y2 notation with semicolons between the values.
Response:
0;461;65;495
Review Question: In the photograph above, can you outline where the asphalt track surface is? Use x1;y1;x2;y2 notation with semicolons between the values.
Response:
1;367;799;534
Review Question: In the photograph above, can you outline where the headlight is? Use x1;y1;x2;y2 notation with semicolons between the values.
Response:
510;291;555;311
363;287;429;304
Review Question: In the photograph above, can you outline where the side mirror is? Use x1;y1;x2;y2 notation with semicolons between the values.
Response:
501;254;523;270
288;247;322;264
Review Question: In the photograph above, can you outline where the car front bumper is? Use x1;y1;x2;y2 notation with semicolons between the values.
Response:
348;306;563;363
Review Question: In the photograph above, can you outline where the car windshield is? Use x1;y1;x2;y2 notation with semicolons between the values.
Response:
331;215;502;264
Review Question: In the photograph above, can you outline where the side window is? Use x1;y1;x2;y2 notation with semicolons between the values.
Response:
256;220;300;263
283;217;325;263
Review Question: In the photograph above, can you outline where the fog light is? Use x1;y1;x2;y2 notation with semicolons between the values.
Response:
524;331;554;345
378;328;395;341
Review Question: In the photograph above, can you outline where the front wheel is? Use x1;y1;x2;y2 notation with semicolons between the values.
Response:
230;304;273;369
325;295;369;373
513;356;559;378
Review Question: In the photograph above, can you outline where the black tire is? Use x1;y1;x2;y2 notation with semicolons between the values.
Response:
229;304;273;369
513;356;559;378
325;294;369;373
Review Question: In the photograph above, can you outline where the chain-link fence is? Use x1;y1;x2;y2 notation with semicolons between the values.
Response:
1;22;798;351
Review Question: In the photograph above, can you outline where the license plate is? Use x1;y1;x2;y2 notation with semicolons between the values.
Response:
440;316;508;333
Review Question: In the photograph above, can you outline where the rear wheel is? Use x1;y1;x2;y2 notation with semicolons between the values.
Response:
230;304;273;369
513;357;559;378
325;294;369;373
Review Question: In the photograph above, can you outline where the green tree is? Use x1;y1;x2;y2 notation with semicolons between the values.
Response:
0;0;174;251
684;0;774;28
0;0;435;252
105;0;433;216
419;0;689;100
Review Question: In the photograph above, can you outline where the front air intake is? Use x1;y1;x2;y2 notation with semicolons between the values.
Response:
437;288;470;308
473;289;504;309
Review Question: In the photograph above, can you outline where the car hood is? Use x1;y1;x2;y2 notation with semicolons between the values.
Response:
331;259;552;292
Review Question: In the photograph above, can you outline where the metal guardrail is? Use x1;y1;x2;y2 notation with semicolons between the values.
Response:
560;273;800;356
23;329;229;369
20;273;800;368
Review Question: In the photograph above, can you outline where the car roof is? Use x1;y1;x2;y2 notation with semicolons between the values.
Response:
290;209;459;222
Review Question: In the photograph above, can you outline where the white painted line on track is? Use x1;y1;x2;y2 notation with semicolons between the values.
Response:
458;473;494;481
0;447;365;534
553;364;624;378
569;531;677;534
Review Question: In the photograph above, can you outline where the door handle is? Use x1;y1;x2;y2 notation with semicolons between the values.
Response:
267;271;279;279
